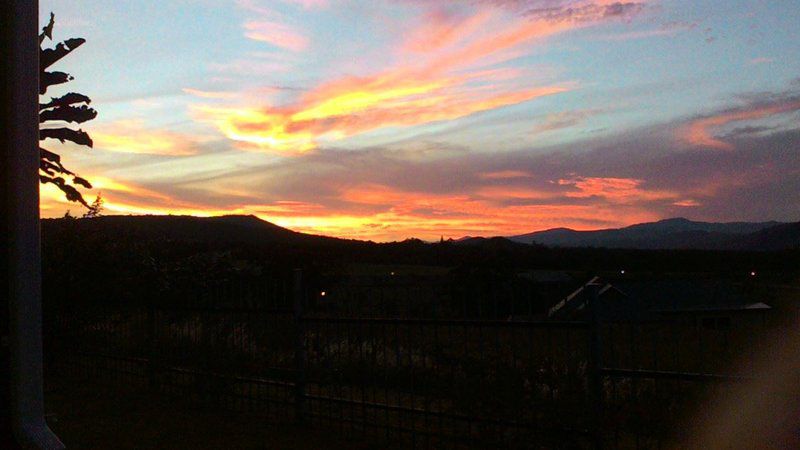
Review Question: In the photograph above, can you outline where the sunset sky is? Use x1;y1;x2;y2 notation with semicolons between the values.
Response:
39;0;800;241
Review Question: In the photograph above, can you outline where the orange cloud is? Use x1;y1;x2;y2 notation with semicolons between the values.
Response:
262;182;664;241
480;170;531;179
91;120;200;156
558;176;678;203
197;1;648;154
681;101;800;150
246;201;325;215
194;80;567;154
41;173;674;241
40;174;250;219
42;175;169;214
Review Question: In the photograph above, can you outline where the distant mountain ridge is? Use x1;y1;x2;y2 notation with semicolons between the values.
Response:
40;215;800;252
507;217;798;250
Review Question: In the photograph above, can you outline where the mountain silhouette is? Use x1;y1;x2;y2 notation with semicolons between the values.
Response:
40;214;799;252
507;217;796;250
42;214;344;246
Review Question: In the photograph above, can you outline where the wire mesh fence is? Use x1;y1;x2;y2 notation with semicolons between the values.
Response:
45;271;774;449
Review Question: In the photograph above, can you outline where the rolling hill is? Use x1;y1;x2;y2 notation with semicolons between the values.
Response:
41;214;344;246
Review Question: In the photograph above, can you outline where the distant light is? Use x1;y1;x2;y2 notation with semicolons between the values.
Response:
750;271;756;277
320;291;326;297
620;270;625;274
390;271;395;276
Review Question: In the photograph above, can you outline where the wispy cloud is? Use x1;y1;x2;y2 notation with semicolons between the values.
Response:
281;0;327;9
243;20;309;51
558;176;677;203
680;98;800;150
599;20;698;41
532;108;603;134
193;78;568;154
197;0;645;154
673;199;701;207
401;8;495;53
91;120;202;156
182;88;239;99
480;170;532;179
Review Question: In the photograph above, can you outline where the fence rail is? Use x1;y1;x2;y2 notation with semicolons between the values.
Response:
45;271;773;449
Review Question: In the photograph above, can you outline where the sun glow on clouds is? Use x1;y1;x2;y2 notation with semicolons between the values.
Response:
558;176;677;203
41;175;246;219
45;0;800;240
681;100;800;150
266;190;663;241
195;1;647;154
194;81;568;155
260;178;674;240
41;171;674;241
92;120;201;156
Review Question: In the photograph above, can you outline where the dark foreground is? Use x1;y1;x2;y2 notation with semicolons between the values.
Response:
46;381;373;450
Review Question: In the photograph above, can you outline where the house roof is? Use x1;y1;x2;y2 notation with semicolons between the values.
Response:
548;276;638;320
549;276;771;321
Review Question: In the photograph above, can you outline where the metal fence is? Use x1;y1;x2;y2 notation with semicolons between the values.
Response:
45;271;772;449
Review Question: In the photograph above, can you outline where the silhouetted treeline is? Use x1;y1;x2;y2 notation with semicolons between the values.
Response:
41;215;800;311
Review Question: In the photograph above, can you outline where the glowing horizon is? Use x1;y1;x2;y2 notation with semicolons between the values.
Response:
39;1;800;241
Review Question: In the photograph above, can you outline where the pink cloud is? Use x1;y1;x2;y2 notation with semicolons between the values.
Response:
198;1;651;154
401;8;495;53
680;101;800;150
243;20;309;51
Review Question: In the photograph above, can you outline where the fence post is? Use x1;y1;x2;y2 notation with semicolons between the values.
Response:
147;300;159;392
586;281;604;450
293;269;308;425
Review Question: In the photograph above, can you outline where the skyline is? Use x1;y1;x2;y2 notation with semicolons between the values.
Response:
38;0;800;241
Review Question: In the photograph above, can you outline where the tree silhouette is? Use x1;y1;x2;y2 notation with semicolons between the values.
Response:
82;193;104;218
39;13;97;208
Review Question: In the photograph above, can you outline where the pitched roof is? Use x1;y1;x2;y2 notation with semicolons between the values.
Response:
549;276;771;321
